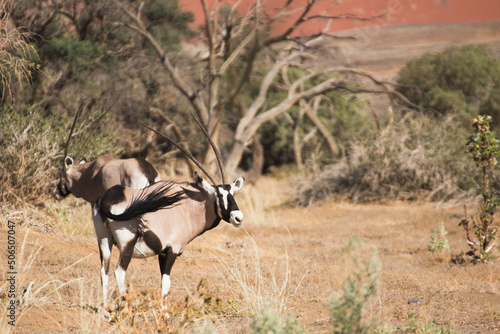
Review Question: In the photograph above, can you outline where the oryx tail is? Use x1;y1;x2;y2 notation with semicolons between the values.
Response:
98;182;185;221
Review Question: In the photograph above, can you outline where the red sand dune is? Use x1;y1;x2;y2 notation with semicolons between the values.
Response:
180;0;500;34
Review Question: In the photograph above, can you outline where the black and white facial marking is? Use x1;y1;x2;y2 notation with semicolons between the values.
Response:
195;172;244;227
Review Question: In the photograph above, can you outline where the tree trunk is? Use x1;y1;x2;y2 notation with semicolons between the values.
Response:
303;97;340;157
293;107;305;169
244;137;264;184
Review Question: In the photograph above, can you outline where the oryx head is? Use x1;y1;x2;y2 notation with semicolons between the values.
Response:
54;101;94;200
141;112;245;226
54;156;87;200
195;171;244;227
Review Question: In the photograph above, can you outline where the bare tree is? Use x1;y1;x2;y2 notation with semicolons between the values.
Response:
113;0;409;178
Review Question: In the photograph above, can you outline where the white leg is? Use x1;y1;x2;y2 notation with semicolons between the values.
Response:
158;250;177;319
161;274;171;317
114;266;127;296
92;206;114;308
101;266;109;306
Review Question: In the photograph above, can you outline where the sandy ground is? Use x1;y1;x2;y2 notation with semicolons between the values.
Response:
1;176;499;333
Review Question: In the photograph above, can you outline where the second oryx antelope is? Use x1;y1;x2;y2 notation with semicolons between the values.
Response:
92;117;245;315
54;102;160;203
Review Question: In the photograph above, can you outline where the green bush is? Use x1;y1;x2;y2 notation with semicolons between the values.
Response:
397;44;500;126
254;69;371;171
45;35;105;72
144;0;195;50
330;238;380;334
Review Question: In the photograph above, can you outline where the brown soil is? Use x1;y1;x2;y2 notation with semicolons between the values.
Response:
1;176;499;333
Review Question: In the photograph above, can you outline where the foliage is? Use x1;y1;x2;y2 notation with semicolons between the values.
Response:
329;237;380;334
397;44;500;126
250;303;304;334
0;105;121;205
254;68;371;170
143;0;195;51
293;112;475;205
459;115;500;262
45;35;105;72
9;0;196;133
427;222;450;254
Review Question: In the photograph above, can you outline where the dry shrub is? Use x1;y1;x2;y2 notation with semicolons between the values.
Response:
293;113;476;205
0;105;120;206
0;106;64;204
0;203;60;234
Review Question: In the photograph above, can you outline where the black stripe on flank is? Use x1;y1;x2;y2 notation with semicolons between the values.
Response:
141;230;163;254
99;182;185;221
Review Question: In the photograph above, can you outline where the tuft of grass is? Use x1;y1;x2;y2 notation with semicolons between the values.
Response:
238;188;278;227
213;233;304;316
250;302;304;334
388;312;459;334
43;199;94;238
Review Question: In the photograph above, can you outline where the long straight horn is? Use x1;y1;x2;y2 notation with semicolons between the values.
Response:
190;112;227;184
74;109;108;162
63;101;85;160
139;121;219;185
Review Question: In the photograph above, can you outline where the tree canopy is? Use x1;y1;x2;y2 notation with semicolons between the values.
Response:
397;44;500;127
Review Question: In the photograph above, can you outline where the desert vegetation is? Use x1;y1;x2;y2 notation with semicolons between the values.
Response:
1;0;500;332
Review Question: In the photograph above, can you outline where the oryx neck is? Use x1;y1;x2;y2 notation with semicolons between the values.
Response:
66;161;92;200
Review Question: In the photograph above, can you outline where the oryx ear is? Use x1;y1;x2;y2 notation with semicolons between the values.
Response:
78;158;87;164
64;157;74;169
231;177;245;192
195;171;216;194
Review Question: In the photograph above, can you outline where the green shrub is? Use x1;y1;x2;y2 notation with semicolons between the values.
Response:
144;0;195;50
329;238;380;334
397;44;500;126
460;115;500;262
428;222;450;254
255;73;371;171
45;35;105;72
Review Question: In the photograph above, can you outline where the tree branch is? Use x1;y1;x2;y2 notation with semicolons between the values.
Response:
112;0;209;121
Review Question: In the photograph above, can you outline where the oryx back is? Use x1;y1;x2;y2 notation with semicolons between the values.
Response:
56;155;160;203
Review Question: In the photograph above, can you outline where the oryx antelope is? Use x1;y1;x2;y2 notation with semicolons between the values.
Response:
92;117;245;314
54;102;160;203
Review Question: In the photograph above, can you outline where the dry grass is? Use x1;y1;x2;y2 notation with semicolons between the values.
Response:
211;233;304;316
